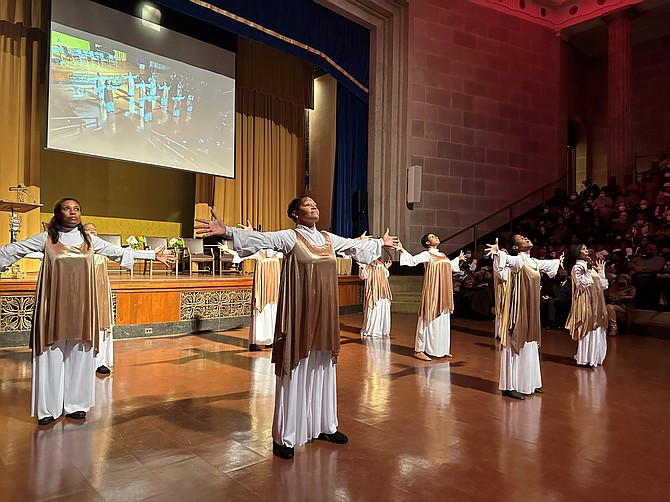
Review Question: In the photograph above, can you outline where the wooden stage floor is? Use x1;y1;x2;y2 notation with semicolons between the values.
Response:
0;313;668;501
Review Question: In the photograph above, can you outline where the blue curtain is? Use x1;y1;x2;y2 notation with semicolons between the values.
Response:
330;83;368;237
153;0;369;103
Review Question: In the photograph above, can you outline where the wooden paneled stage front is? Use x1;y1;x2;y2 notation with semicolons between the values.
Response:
0;273;364;348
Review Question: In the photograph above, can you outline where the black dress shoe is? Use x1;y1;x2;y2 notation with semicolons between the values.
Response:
501;390;525;400
96;365;111;375
65;411;86;420
534;388;544;394
265;344;273;349
37;416;55;425
317;431;348;444
249;343;262;352
576;363;595;370
272;441;294;459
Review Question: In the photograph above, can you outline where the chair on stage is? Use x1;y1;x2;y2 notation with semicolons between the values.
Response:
97;233;132;276
218;240;241;275
183;237;215;276
143;236;170;276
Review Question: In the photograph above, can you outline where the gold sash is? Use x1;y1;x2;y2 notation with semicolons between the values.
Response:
418;253;454;324
363;261;392;310
94;254;113;334
272;231;339;377
499;258;542;353
566;268;608;341
31;239;99;357
253;251;281;313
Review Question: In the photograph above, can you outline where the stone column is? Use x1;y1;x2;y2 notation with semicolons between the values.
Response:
606;9;634;185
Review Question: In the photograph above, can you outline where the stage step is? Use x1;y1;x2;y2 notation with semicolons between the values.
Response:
631;310;670;339
389;276;422;313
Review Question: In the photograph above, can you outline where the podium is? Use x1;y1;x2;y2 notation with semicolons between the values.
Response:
0;199;43;278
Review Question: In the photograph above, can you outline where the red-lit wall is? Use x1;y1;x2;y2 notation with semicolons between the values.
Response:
406;0;562;250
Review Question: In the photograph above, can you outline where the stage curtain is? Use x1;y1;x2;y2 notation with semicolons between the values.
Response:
211;38;309;232
330;82;368;238
0;0;47;272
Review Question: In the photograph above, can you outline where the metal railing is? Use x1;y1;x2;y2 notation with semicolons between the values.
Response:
439;171;569;255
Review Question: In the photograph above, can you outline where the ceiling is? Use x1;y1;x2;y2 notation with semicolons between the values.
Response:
470;0;670;57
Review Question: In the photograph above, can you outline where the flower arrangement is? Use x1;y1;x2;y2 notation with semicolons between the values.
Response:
169;237;184;249
126;235;145;249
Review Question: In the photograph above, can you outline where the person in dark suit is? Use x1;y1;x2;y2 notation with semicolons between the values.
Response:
541;267;572;329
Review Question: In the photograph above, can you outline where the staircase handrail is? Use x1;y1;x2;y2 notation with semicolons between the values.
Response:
439;171;569;253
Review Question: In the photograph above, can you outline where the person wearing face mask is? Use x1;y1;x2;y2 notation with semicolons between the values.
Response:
567;192;581;212
594;191;613;221
0;199;173;425
565;244;608;367
628;212;655;246
637;199;654;220
195;196;399;460
397;234;463;360
486;236;563;400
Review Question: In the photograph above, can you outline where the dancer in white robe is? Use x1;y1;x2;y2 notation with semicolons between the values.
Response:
196;196;399;460
358;259;392;337
398;233;463;360
565;244;608;367
0;198;172;425
486;236;562;400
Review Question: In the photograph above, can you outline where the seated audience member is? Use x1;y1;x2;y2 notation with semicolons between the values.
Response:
628;212;655;246
605;273;636;336
611;210;630;239
627;243;665;310
594;190;613;221
540;267;572;329
615;186;639;210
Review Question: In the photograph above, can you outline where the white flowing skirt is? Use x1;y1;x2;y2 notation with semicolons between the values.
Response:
249;303;277;346
272;350;338;448
499;341;542;395
415;311;451;357
95;329;114;368
575;327;607;366
31;340;96;420
360;299;391;337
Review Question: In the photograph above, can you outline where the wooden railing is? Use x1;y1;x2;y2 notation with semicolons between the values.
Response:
438;171;569;255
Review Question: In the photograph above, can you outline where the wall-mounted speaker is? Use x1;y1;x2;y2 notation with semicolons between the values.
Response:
407;165;422;204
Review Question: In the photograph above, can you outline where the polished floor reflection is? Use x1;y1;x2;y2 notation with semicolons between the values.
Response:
0;313;668;501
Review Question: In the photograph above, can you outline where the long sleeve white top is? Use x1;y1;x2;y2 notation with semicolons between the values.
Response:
225;224;382;265
572;259;609;290
0;227;154;270
399;248;461;272
494;250;559;278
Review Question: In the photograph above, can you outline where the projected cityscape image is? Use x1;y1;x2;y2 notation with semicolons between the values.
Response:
48;23;235;177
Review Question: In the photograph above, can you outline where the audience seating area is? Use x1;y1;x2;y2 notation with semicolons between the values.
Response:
454;157;670;335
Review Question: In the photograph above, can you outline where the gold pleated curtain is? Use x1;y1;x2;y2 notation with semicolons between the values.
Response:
197;38;313;232
0;0;46;269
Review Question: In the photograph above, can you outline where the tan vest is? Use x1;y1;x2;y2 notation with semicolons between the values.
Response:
272;231;339;377
363;261;392;310
418;253;454;324
252;251;281;313
31;239;99;356
500;258;542;353
566;267;608;341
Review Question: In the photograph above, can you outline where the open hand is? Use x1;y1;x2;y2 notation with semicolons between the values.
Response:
382;228;400;248
485;238;499;257
154;246;176;268
195;209;227;237
237;219;253;231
